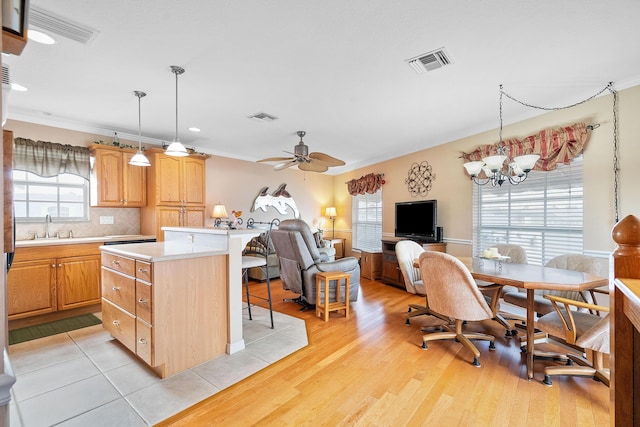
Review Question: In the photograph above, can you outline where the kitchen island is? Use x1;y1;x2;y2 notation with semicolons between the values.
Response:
99;227;260;378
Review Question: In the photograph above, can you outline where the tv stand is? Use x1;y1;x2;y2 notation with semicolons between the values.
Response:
381;237;446;289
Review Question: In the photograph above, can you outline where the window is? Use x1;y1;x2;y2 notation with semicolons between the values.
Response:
472;157;583;265
352;189;382;252
13;170;89;221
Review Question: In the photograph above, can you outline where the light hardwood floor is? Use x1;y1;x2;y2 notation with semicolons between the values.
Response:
159;277;610;426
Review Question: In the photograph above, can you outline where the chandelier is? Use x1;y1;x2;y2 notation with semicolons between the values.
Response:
463;85;539;186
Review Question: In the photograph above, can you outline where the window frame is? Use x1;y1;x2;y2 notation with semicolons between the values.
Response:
472;157;584;266
13;170;90;222
351;188;383;252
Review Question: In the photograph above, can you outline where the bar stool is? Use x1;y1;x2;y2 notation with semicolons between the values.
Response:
315;271;350;321
242;255;274;328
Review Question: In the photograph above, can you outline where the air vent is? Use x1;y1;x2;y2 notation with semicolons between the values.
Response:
2;65;9;86
249;112;279;123
406;48;451;74
29;5;100;45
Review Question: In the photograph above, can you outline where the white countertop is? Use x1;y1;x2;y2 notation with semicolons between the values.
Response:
99;241;227;262
16;234;156;248
162;226;264;236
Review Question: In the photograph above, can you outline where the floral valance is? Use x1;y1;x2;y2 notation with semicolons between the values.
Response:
13;137;91;179
346;173;385;196
461;122;589;172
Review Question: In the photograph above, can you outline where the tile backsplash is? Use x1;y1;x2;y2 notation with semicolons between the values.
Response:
16;208;142;240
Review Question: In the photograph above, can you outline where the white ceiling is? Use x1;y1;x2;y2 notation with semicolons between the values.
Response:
5;0;640;174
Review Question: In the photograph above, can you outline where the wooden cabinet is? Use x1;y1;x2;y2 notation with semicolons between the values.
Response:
153;152;205;206
102;252;154;361
100;248;227;378
361;250;382;280
7;243;102;320
89;145;147;207
141;149;208;241
381;238;446;289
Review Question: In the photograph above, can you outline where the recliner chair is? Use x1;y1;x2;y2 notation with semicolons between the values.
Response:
271;219;360;309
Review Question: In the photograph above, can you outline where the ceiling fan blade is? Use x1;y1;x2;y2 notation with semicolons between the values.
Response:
299;161;328;172
309;152;346;167
257;156;294;163
274;160;298;171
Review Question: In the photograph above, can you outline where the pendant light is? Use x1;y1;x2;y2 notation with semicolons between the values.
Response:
129;90;151;167
165;65;189;157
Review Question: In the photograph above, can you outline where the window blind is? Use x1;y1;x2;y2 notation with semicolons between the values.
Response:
472;157;583;266
352;189;382;252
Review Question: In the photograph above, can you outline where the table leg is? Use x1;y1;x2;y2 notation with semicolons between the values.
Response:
526;289;534;380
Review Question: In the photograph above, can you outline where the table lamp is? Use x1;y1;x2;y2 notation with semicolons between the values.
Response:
212;203;228;226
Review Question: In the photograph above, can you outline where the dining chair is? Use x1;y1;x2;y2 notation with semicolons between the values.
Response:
242;222;277;328
477;243;528;337
395;240;449;325
536;294;610;387
418;251;497;367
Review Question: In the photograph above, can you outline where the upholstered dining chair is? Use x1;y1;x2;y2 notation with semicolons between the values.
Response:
503;254;604;317
477;243;528;337
395;240;449;325
536;294;610;387
418;251;497;367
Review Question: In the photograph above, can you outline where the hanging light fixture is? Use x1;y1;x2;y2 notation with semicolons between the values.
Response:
165;65;189;157
129;90;151;167
463;85;539;186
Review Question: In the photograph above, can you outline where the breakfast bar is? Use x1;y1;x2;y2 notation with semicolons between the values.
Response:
98;227;260;378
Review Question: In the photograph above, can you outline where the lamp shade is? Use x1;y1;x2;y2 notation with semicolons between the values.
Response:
166;140;189;157
513;154;540;172
482;155;507;172
211;203;228;219
325;207;337;218
129;151;151;167
463;161;484;177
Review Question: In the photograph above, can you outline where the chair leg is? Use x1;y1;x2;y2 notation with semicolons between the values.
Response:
265;267;274;329
244;269;252;320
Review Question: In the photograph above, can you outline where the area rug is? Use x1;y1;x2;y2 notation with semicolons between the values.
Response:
9;313;102;345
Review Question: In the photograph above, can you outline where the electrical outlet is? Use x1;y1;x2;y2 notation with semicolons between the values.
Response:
187;234;194;243
99;216;114;225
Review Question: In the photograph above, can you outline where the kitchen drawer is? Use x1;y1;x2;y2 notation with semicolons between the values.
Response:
136;319;153;365
102;298;136;352
135;260;152;282
102;252;135;276
136;281;152;324
101;267;136;314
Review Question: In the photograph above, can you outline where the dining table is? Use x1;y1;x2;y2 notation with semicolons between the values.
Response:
414;256;609;380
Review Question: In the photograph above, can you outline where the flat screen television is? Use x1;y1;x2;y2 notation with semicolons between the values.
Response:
395;200;438;242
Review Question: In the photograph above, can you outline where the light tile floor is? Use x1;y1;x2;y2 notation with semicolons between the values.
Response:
8;307;308;426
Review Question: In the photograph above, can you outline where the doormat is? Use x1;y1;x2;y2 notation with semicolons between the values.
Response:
9;313;102;345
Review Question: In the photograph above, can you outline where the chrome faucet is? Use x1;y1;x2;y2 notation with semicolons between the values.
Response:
45;214;52;238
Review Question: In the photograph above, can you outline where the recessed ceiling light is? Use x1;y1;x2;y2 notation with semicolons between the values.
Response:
28;30;56;45
11;83;28;91
188;127;201;132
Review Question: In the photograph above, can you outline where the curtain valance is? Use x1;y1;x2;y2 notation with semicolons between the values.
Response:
346;173;385;196
461;122;589;172
13;137;91;179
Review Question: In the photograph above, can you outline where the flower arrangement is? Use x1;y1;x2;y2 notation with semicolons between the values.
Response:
230;210;243;228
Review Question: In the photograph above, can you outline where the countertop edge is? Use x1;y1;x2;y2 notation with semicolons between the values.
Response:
99;242;228;262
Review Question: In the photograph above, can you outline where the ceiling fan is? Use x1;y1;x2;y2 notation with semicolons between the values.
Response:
257;131;345;172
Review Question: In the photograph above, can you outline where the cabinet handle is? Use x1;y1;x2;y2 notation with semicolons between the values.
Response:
112;320;120;328
138;298;147;304
58;264;62;267
112;260;120;265
138;338;147;344
112;286;120;292
138;268;148;273
51;264;56;268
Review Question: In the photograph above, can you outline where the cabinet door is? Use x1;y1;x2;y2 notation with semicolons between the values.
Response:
156;206;183;240
57;255;102;310
156;155;183;205
92;149;124;206
183;157;206;205
184;207;205;227
7;259;57;319
122;152;147;207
